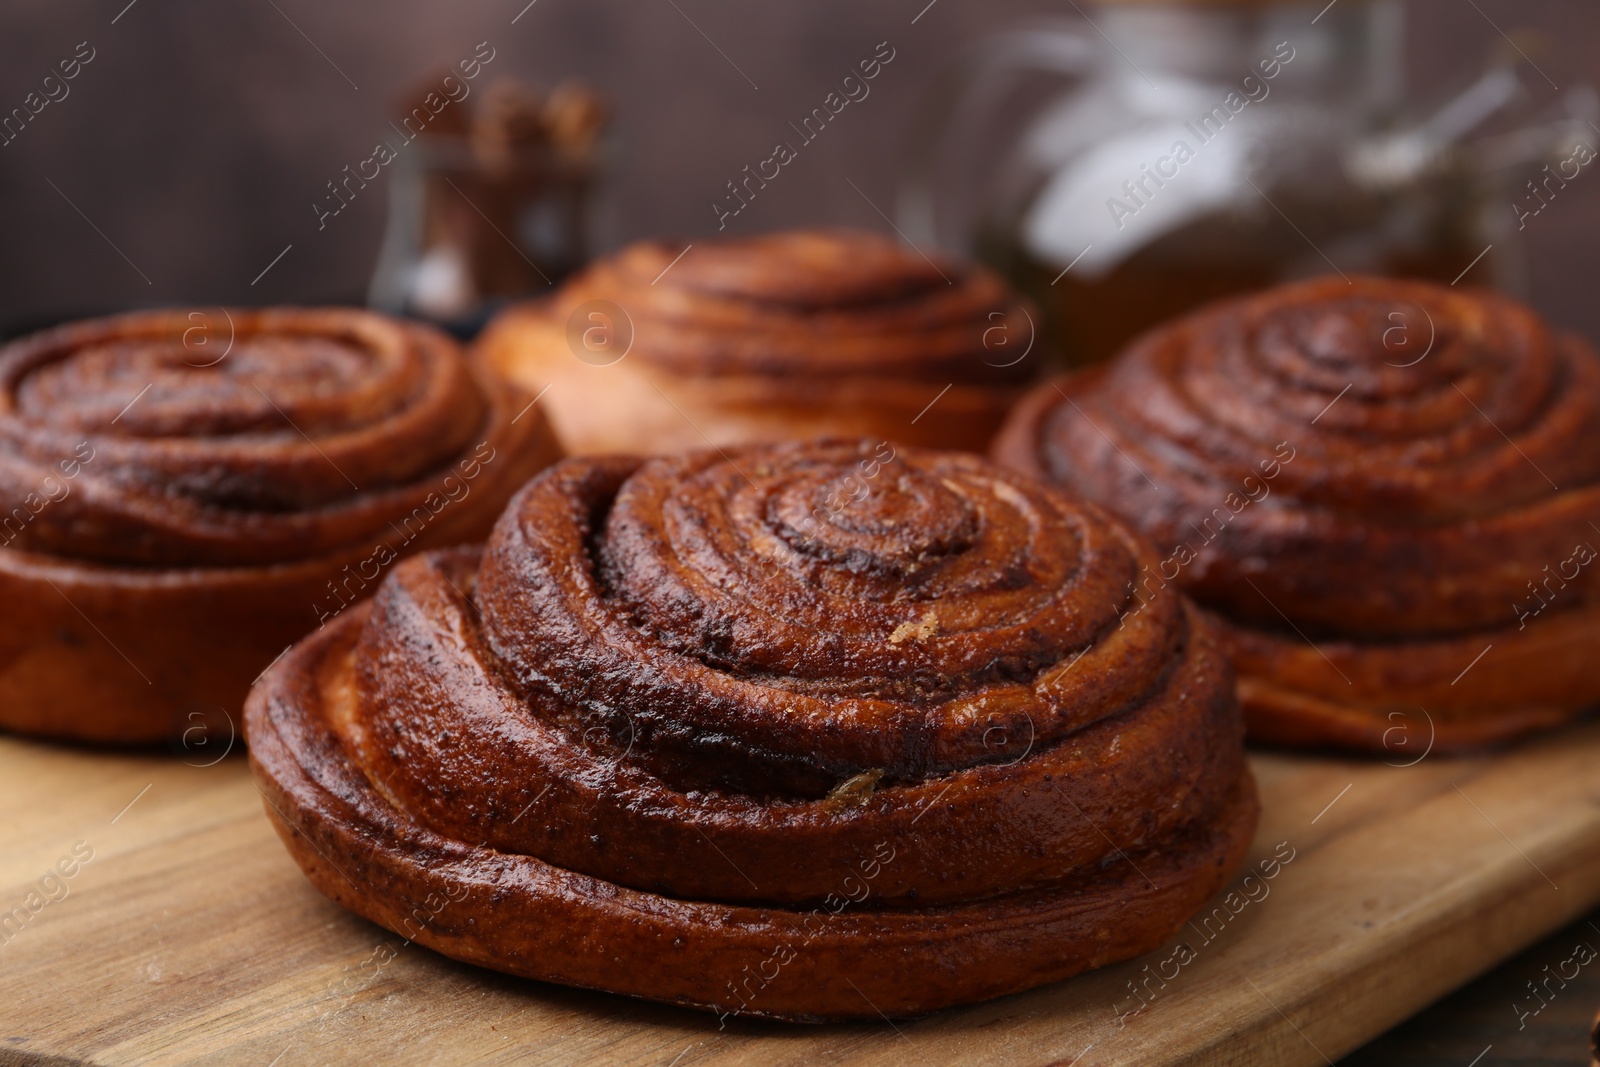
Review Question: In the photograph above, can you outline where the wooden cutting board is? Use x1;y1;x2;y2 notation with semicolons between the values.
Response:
3;718;1600;1067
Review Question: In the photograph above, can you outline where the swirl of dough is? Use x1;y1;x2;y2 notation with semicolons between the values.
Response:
249;439;1258;1020
476;229;1039;454
0;308;519;566
0;307;562;745
995;276;1600;750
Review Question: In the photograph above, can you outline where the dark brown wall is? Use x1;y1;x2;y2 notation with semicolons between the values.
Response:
1;0;1596;338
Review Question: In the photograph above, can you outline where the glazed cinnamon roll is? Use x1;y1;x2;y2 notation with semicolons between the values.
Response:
0;308;560;745
994;276;1600;752
476;229;1037;454
247;438;1257;1021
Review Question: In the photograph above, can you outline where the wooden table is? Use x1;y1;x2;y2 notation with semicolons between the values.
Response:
1343;901;1600;1065
4;717;1600;1066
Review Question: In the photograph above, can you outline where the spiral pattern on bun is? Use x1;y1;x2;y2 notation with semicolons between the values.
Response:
477;229;1038;454
1;308;515;566
0;308;560;744
994;276;1600;750
248;439;1256;1020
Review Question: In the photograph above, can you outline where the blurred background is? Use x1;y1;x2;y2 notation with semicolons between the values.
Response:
0;0;1597;347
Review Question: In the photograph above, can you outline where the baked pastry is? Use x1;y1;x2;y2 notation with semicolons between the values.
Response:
0;308;560;745
994;276;1600;752
476;229;1037;454
248;438;1257;1021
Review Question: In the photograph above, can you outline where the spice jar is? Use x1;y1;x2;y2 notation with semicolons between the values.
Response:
369;76;610;332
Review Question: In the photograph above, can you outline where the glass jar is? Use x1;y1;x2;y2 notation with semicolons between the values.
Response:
368;81;610;335
901;0;1594;367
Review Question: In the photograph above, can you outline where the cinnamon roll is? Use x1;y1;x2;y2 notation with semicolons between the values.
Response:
247;438;1257;1021
0;308;560;745
476;229;1037;455
994;276;1600;752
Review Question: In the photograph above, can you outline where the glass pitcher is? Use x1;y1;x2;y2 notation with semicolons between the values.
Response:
900;0;1596;367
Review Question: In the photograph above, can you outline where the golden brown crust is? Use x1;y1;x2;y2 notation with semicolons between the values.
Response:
247;439;1257;1020
994;276;1600;751
1212;605;1600;752
477;229;1037;455
0;308;561;745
